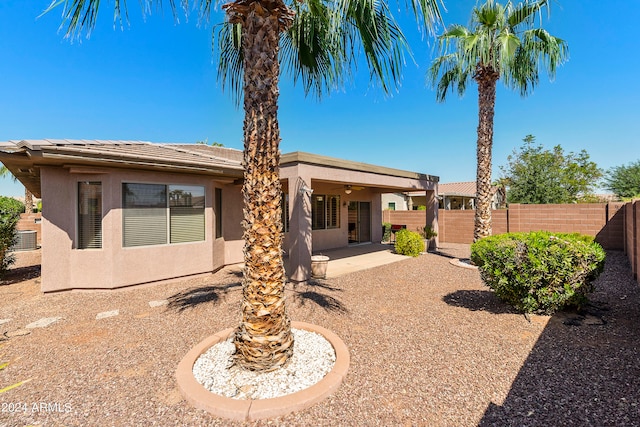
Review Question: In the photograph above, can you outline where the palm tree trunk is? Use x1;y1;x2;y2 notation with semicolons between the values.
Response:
474;67;498;241
231;1;294;371
24;188;34;214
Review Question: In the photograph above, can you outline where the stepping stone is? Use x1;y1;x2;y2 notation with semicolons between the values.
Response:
25;317;62;329
96;310;119;320
0;319;11;326
149;299;168;308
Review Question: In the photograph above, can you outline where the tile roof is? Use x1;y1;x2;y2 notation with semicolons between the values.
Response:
0;140;244;197
438;181;477;196
5;139;243;170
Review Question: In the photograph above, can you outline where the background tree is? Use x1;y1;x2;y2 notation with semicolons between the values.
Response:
499;135;602;204
0;196;22;277
49;0;441;371
429;0;568;241
605;161;640;199
0;166;32;214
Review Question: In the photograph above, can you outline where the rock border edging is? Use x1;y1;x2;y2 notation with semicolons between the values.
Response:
449;258;478;270
176;321;350;421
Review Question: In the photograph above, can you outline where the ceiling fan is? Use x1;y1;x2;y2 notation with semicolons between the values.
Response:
343;185;365;194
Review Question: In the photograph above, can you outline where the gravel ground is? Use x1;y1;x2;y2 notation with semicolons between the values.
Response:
0;244;639;426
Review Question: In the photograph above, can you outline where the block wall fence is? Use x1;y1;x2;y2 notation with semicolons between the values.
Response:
385;202;640;282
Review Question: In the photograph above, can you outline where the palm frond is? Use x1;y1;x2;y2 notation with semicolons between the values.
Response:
405;0;443;35
329;0;410;95
42;0;123;38
428;53;468;102
43;0;217;38
214;21;243;106
280;0;346;98
507;0;547;28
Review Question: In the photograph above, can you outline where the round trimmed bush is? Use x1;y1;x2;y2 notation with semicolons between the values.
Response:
470;231;606;314
394;229;423;257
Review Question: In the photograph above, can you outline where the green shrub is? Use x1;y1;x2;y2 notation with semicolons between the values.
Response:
394;229;423;257
382;222;392;243
470;231;606;314
0;199;20;277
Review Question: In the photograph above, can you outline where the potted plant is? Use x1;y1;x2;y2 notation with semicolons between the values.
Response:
419;225;438;252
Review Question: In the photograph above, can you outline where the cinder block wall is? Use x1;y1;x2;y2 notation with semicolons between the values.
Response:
627;201;639;280
387;201;638;286
385;203;625;250
382;210;427;235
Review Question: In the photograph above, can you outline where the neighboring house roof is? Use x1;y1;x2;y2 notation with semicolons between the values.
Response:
438;182;477;197
0;139;245;197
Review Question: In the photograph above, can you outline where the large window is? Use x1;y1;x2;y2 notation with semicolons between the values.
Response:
123;183;205;247
312;194;340;230
78;182;102;249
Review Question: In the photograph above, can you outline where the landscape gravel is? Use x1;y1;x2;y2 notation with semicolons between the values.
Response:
1;244;639;426
193;328;336;399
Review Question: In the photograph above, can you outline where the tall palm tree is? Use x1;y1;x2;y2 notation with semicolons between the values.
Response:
47;0;441;371
429;0;567;241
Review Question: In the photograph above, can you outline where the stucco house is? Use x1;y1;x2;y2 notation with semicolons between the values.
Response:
0;140;438;292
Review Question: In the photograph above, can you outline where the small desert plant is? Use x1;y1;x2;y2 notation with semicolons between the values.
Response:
471;231;606;314
382;222;392;243
419;225;438;239
394;229;423;257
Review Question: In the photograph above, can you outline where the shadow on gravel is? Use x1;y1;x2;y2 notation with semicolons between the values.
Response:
0;265;41;286
479;251;640;426
443;290;519;315
288;280;348;314
167;283;241;311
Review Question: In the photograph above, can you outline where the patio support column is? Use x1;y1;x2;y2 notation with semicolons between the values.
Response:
288;176;313;282
426;189;439;249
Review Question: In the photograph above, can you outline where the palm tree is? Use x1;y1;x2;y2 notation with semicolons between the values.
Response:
47;0;441;371
429;0;567;241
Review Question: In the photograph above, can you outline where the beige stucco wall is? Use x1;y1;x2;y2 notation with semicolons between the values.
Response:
40;166;228;292
280;161;434;281
38;155;435;290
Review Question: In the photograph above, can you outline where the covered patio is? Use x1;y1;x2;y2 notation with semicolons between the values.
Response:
280;152;438;282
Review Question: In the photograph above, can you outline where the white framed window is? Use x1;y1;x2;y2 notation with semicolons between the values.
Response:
122;183;205;247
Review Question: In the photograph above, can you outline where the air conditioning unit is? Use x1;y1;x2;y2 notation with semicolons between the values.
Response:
13;230;38;251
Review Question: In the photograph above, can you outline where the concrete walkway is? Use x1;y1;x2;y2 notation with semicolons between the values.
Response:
285;243;409;280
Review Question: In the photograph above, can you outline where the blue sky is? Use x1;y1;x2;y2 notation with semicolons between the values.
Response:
1;0;638;196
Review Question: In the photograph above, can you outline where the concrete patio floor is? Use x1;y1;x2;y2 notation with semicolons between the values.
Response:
284;243;410;280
